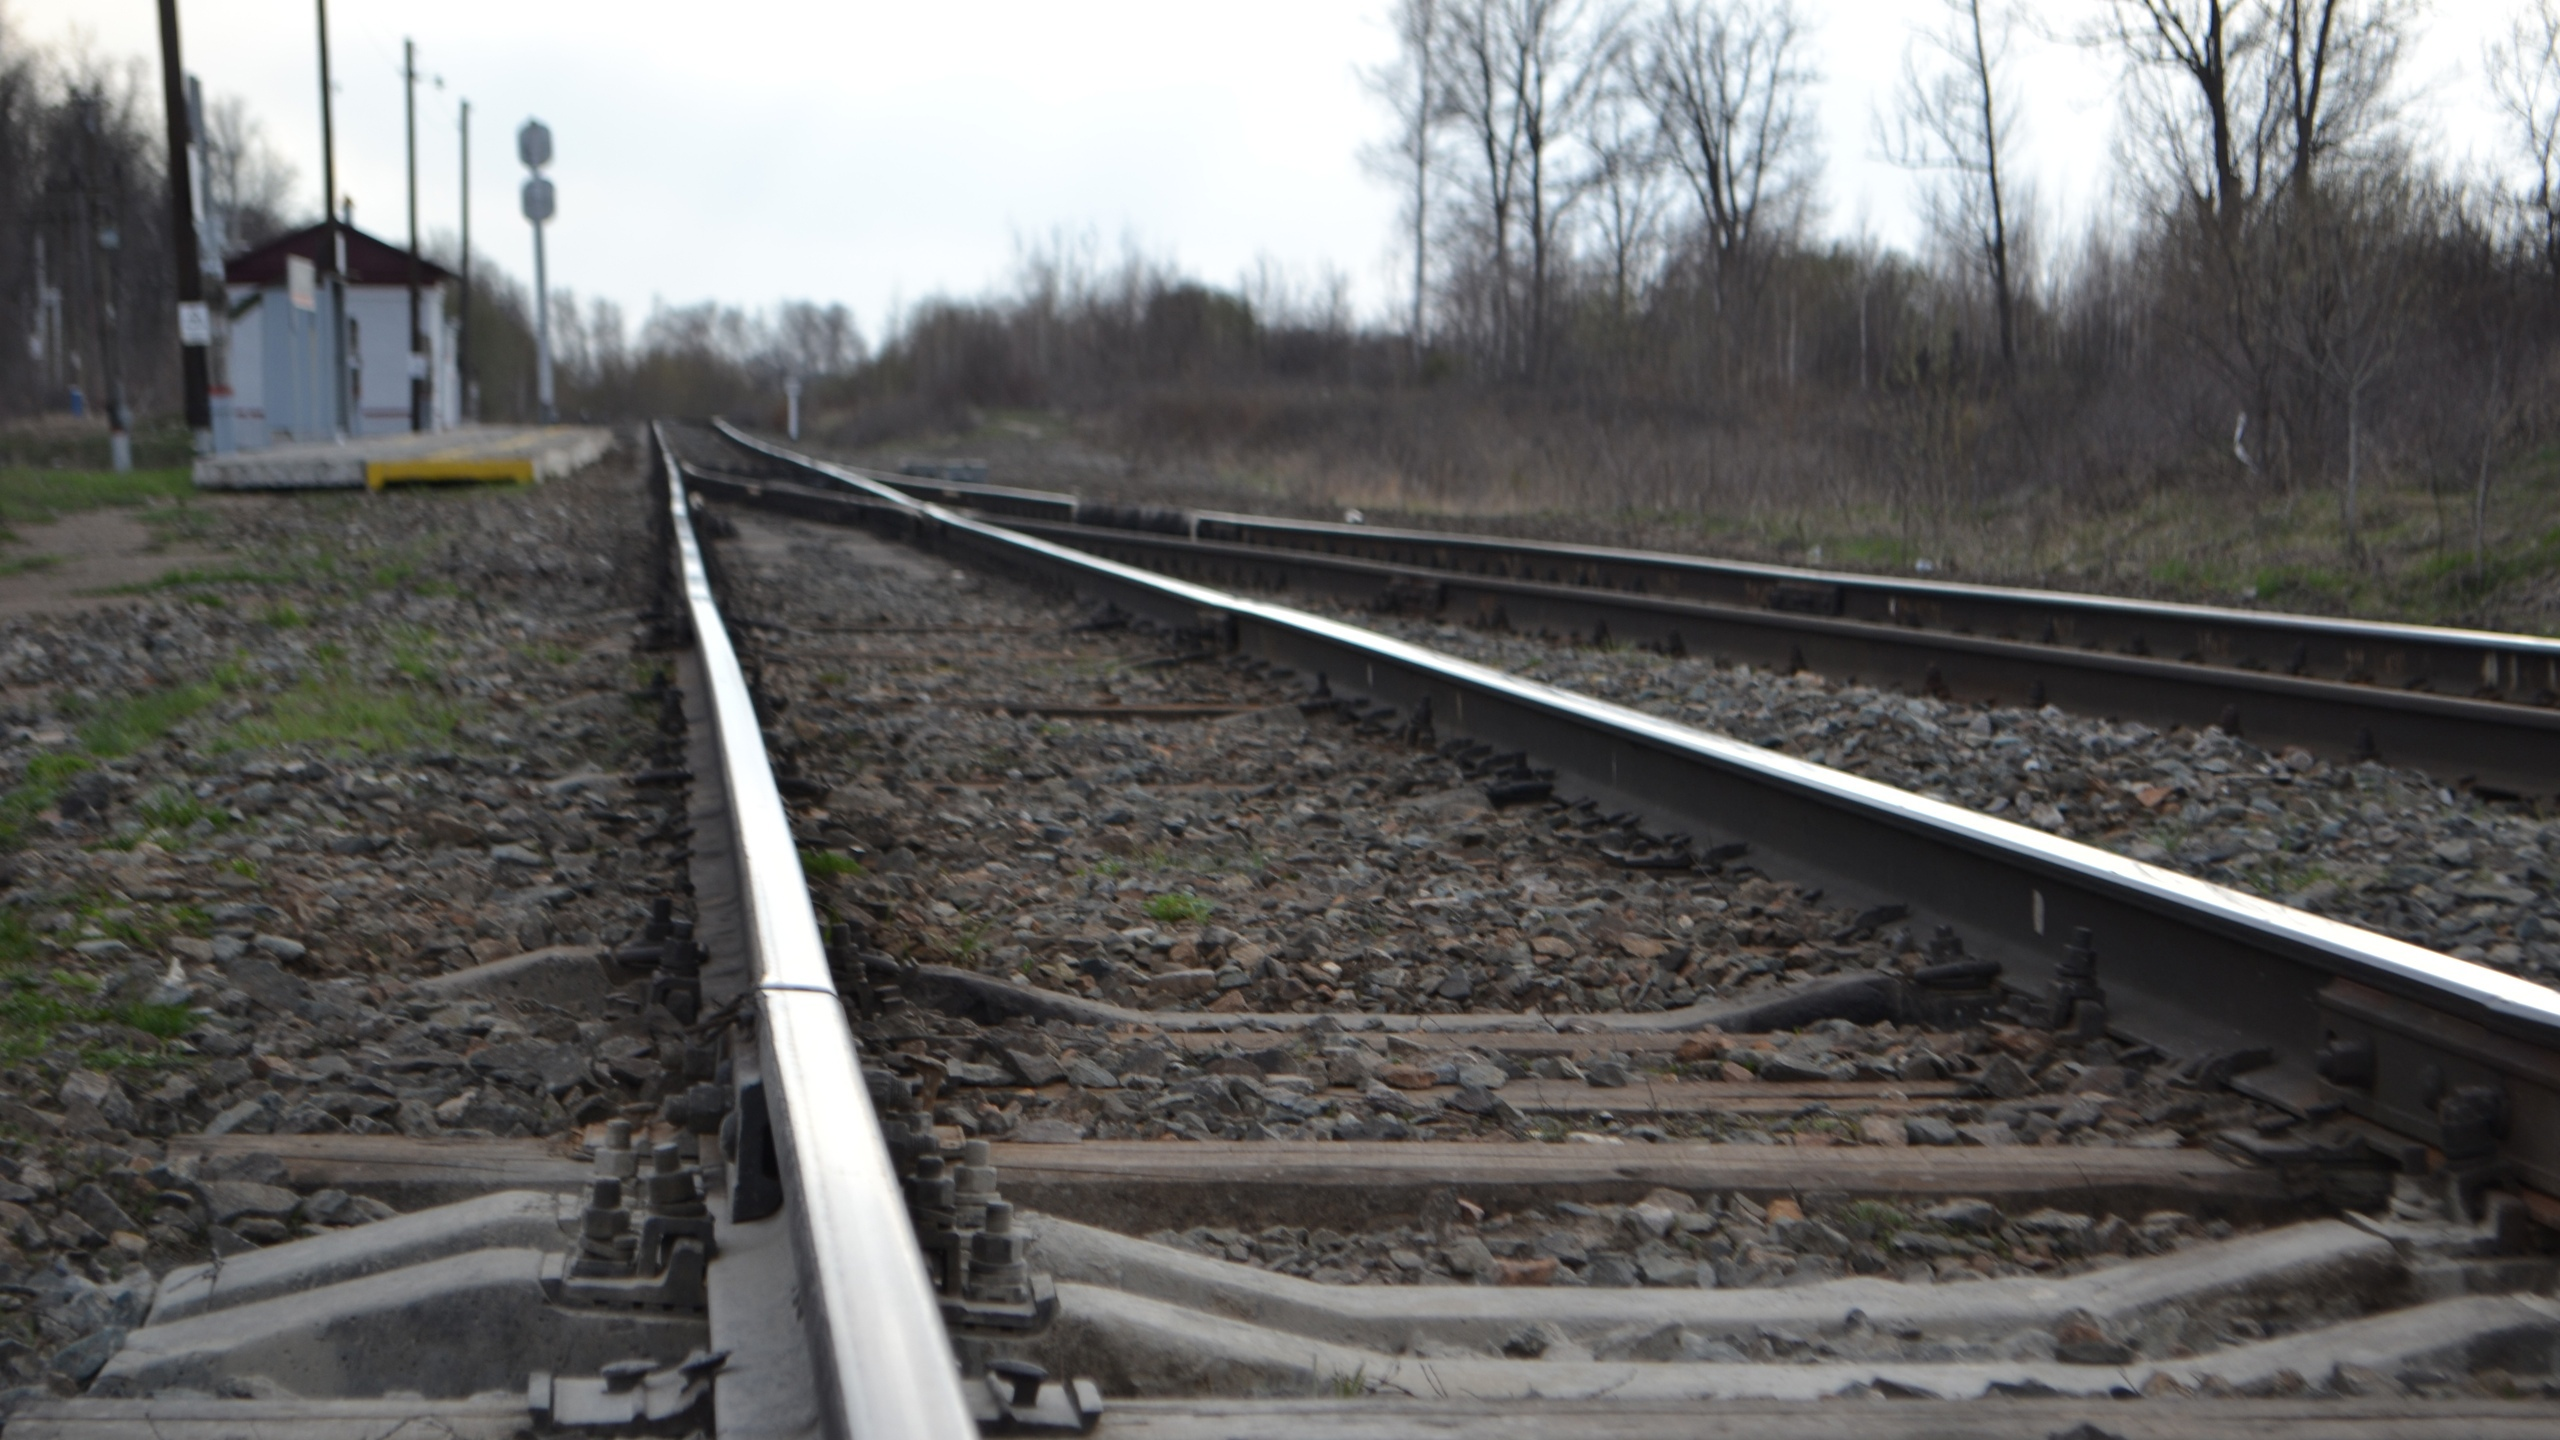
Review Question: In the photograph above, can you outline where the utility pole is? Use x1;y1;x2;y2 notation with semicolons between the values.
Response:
156;0;212;448
519;119;555;424
404;39;425;431
459;99;473;423
79;94;132;472
317;0;349;438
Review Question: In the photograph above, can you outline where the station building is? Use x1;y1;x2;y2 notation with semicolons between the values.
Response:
215;222;460;449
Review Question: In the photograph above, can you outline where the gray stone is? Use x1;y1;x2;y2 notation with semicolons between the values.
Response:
468;1040;590;1096
1582;1060;1632;1088
217;954;308;1013
205;1098;277;1136
48;1326;125;1382
1443;1236;1495;1277
1920;1198;2000;1231
1905;1116;1961;1146
198;1180;300;1226
1005;1050;1068;1087
1535;1231;1588;1265
251;934;309;964
58;1070;136;1133
1758;1053;1838;1083
1974;1054;2031;1099
1063;1057;1119;1089
1585;1252;1640;1288
67;1182;138;1238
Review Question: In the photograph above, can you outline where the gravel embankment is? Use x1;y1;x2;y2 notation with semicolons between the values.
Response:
696;498;2286;1299
1333;613;2560;988
0;451;695;1398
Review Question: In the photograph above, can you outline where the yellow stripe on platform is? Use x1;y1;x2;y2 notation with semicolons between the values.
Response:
365;458;537;489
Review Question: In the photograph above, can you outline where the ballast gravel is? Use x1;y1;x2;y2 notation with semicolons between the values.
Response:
0;449;709;1402
691;498;2287;1174
1341;613;2560;988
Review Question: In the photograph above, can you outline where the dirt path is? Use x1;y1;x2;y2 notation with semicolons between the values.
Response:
0;506;232;618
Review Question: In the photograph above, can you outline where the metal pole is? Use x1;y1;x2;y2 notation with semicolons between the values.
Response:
459;99;472;423
533;218;553;422
404;39;424;431
317;0;347;438
156;0;211;445
79;95;131;471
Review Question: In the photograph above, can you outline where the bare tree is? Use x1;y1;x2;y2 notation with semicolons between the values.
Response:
774;301;866;378
1436;0;1623;379
2491;0;2560;290
2271;0;2406;198
1885;0;2024;371
2092;0;2268;237
1364;0;1442;361
2273;166;2418;556
1581;78;1669;318
199;94;299;257
1638;0;1818;294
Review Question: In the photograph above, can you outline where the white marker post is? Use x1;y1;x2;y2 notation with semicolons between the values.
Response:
785;376;803;440
518;119;555;424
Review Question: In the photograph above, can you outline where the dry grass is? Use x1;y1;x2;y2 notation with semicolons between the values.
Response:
807;396;2560;636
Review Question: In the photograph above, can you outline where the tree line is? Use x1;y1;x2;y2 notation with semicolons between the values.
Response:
818;0;2560;582
14;2;2560;587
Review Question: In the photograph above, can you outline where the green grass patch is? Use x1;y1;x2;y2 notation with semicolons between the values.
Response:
259;602;306;628
111;1000;196;1039
218;670;467;756
1144;890;1213;924
0;966;196;1066
105;563;296;595
0;553;62;577
76;681;224;757
0;467;194;524
800;848;865;879
136;783;226;834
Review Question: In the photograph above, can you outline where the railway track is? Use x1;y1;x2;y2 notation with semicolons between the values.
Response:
834;447;2560;801
10;422;2557;1439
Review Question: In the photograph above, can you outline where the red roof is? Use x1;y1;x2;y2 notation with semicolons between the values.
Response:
225;221;456;287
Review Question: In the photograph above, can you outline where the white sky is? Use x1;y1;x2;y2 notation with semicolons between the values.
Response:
6;0;2530;344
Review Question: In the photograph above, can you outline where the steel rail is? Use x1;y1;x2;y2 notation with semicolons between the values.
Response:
840;459;2560;707
705;419;2560;1197
652;425;977;1440
971;516;2560;799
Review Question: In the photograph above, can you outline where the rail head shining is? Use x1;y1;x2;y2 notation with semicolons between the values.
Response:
708;418;2560;1043
655;425;976;1440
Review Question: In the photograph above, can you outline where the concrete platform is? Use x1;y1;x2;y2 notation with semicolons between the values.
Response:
191;425;612;490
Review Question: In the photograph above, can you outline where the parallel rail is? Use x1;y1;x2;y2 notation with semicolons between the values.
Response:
703;419;2560;1206
833;449;2560;796
652;425;976;1440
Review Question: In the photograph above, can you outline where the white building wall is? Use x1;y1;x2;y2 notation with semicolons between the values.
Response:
226;279;458;446
346;286;458;435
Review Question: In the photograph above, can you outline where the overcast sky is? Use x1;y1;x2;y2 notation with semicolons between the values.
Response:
6;1;2530;345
